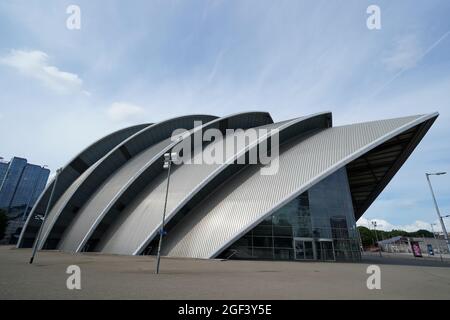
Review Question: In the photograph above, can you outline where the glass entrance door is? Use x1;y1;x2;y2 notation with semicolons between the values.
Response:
315;239;336;261
294;238;315;260
294;238;335;261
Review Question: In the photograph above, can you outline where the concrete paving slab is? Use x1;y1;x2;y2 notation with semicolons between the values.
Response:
0;246;449;300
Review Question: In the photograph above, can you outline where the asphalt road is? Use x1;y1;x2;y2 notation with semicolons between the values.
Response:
1;246;449;300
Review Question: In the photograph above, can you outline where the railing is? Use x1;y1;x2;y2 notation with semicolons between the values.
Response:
224;249;238;260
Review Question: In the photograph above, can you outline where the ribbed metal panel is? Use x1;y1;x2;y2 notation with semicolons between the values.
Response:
36;163;99;249
76;112;274;254
17;124;149;248
57;112;272;253
37;115;216;250
57;139;173;252
95;112;330;255
161;114;437;258
97;121;283;255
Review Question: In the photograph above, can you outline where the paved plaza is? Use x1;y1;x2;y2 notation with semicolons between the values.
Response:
0;246;449;300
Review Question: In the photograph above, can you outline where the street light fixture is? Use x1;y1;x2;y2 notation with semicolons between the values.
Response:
371;220;382;257
29;167;62;264
155;152;178;275
425;172;450;252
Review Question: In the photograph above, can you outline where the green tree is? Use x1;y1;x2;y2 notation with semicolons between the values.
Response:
410;229;433;238
358;226;436;250
0;209;8;240
357;226;376;247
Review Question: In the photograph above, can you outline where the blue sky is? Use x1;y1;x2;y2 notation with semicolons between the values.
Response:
0;0;449;232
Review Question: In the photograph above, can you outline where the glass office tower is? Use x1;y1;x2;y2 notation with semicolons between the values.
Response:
219;167;362;261
0;161;8;184
0;157;50;244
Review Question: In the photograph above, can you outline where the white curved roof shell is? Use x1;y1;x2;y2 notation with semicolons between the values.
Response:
161;113;437;258
18;111;438;260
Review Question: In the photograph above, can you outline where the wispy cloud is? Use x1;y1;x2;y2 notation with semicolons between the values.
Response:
106;102;146;123
0;1;449;230
383;35;423;72
0;49;86;95
207;49;225;84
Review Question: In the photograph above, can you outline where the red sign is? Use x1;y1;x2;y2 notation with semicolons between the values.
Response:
411;241;422;257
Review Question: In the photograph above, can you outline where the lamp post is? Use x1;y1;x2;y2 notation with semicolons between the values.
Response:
425;172;450;252
430;223;443;262
356;225;364;253
29;168;62;264
371;220;382;257
155;152;177;274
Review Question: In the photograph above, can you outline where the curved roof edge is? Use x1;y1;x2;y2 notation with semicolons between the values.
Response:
38;114;217;250
76;112;274;253
134;111;332;255
209;112;438;258
351;113;438;219
17;123;150;248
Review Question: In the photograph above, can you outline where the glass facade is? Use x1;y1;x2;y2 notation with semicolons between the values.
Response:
0;157;50;211
219;168;361;262
0;157;28;209
0;157;50;244
10;164;49;209
0;162;8;185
